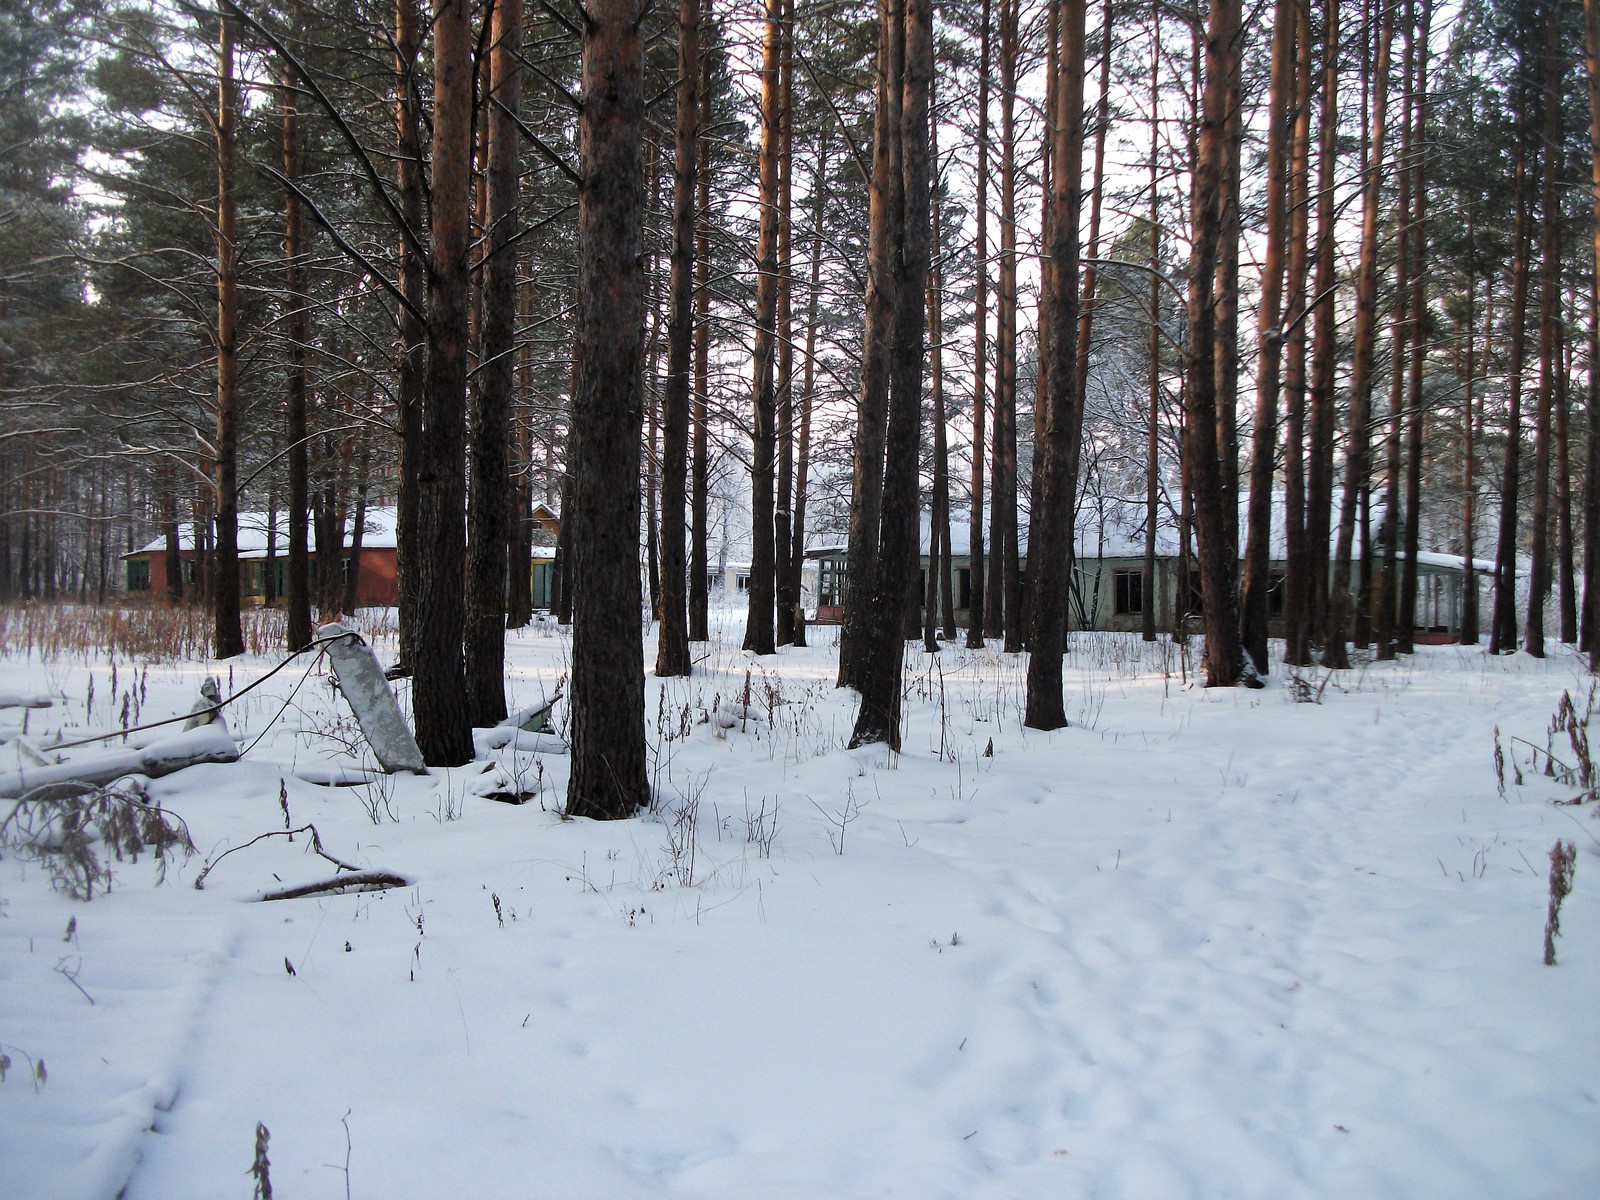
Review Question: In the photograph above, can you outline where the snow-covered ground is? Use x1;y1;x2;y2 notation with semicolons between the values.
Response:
2;606;1596;1199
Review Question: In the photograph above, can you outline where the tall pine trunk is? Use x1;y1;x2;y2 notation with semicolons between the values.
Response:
1327;1;1391;670
282;32;313;652
1022;0;1087;730
465;0;522;724
213;14;244;660
743;0;782;656
1240;0;1296;675
838;3;903;688
657;0;699;676
1185;0;1248;687
1526;5;1563;658
566;0;650;818
966;0;990;650
689;41;714;644
849;0;930;750
412;0;474;765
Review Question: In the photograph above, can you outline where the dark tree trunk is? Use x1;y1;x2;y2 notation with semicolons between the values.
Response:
394;0;427;669
656;0;699;677
838;3;902;688
342;440;370;616
1306;0;1339;657
744;0;782;657
1022;0;1086;730
1557;296;1577;644
926;80;954;647
774;9;798;648
282;39;313;652
1328;2;1391;670
412;0;474;766
1281;0;1313;665
787;134;829;653
1185;0;1247;687
1526;5;1563;659
565;0;650;819
1490;76;1532;654
505;280;536;629
989;0;1018;650
213;14;245;660
1376;2;1413;662
1584;0;1600;667
466;0;522;725
164;481;182;602
1398;0;1431;655
1143;11;1162;644
688;42;713;645
966;0;990;650
1240;0;1296;675
850;0;930;750
1460;272;1484;646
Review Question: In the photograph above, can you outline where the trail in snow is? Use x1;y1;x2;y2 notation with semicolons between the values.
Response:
1;624;1596;1199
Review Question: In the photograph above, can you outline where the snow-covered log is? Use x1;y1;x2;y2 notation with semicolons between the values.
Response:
0;692;53;710
0;723;239;799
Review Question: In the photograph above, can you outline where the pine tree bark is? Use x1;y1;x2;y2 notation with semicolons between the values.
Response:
774;7;798;648
213;14;245;661
394;0;427;668
1376;1;1413;662
566;0;650;818
1240;0;1296;675
1185;0;1248;687
1527;5;1564;659
1459;270;1482;645
744;0;783;657
282;32;313;653
838;2;902;688
849;0;930;750
787;135;829;653
466;0;522;724
689;42;713;644
1327;1;1392;670
1398;0;1431;655
1490;69;1532;654
412;0;474;766
966;0;991;650
1022;0;1087;730
989;0;1019;650
1583;0;1600;667
1306;0;1339;658
656;0;699;677
1143;11;1162;645
1281;0;1313;665
505;281;535;628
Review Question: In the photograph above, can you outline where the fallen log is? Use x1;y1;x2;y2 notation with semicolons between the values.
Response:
0;723;239;800
258;871;410;901
0;692;52;710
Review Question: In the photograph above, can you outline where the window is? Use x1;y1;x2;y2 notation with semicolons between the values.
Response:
735;572;751;594
127;560;151;592
957;568;971;610
1114;569;1143;616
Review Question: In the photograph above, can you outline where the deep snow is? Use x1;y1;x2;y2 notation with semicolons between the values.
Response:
2;609;1596;1199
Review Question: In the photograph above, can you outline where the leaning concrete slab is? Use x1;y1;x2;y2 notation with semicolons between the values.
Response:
318;623;427;774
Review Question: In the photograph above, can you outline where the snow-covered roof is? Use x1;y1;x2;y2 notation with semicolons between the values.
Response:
129;507;399;560
811;495;1488;572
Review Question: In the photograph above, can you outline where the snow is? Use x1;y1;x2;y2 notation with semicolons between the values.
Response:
2;609;1597;1199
